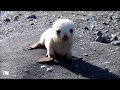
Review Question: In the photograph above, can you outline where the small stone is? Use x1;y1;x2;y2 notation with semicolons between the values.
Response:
0;60;3;62
74;51;77;54
57;16;60;18
96;31;103;36
8;29;12;32
49;21;52;23
27;15;37;19
84;53;88;56
103;62;110;64
104;66;110;72
81;48;84;50
79;44;83;46
110;16;113;20
110;34;118;41
113;28;117;30
91;26;95;30
29;19;33;21
103;35;111;43
14;16;19;21
18;13;22;16
84;26;89;30
99;52;103;54
96;35;103;42
4;18;10;22
111;40;120;45
85;18;90;21
102;22;109;25
40;65;46;68
104;30;109;33
93;49;96;51
73;15;75;16
13;75;17;76
111;50;114;52
116;18;120;22
47;67;53;72
108;70;112;73
30;23;34;25
96;33;111;43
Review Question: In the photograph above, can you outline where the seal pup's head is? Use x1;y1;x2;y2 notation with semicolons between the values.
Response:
52;19;75;41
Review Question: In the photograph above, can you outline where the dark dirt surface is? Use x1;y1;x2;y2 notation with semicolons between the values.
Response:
0;11;120;79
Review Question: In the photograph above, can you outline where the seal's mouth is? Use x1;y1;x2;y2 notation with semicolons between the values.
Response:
62;38;69;41
61;36;69;41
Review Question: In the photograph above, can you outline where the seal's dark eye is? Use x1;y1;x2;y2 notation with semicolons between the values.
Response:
69;29;73;33
57;30;61;34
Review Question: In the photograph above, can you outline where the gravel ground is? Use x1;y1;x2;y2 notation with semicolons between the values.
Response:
0;11;120;79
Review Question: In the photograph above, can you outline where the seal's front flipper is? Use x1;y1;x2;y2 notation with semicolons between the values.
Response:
38;55;55;63
28;41;45;50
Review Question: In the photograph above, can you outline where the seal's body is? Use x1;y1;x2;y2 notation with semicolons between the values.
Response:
29;19;76;62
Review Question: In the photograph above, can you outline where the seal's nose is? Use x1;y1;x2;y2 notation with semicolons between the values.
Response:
62;35;68;41
64;35;68;39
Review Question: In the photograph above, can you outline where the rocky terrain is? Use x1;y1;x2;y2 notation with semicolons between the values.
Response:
0;11;120;79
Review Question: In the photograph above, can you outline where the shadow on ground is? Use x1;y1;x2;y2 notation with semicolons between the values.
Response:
23;54;120;79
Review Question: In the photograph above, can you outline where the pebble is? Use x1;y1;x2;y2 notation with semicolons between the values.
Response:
96;31;111;43
84;53;88;56
13;75;17;77
79;44;83;46
57;16;60;18
74;51;77;54
110;16;113;20
93;49;96;51
111;50;115;52
47;67;53;72
110;34;118;41
73;15;75;16
14;16;19;21
4;18;10;22
103;62;110;64
29;19;33;21
84;26;89;30
96;31;103;36
104;67;112;73
111;40;120;45
27;15;37;19
18;13;22;16
40;65;46;68
8;29;12;32
104;66;110;72
104;30;109;33
81;48;84;50
96;35;103;42
85;18;90;21
30;23;34;25
102;22;109;25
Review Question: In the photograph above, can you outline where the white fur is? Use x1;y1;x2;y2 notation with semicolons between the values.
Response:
39;19;75;59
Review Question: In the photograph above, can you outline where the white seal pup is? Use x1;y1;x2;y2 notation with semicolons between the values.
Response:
28;19;77;62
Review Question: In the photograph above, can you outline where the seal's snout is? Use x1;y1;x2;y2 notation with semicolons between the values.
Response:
62;34;69;41
64;35;68;39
